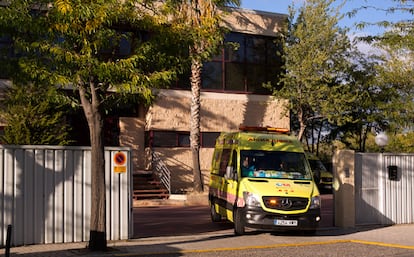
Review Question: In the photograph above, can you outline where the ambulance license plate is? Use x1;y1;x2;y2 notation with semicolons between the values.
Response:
274;219;298;226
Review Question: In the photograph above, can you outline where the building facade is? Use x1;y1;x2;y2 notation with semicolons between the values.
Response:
120;8;289;193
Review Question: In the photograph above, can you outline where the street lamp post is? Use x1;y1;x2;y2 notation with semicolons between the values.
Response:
375;132;389;153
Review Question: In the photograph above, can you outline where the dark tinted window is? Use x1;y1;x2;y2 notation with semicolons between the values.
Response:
202;132;220;148
174;32;282;94
146;131;219;148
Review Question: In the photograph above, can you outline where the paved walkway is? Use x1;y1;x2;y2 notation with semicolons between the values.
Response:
6;224;414;256
4;195;414;256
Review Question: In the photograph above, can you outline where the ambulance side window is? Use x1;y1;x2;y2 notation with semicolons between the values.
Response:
219;149;231;177
232;150;237;171
211;149;222;174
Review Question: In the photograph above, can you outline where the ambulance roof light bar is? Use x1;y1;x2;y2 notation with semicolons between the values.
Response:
239;125;290;134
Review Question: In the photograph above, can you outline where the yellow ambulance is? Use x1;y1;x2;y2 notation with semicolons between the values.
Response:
208;126;321;235
306;152;333;193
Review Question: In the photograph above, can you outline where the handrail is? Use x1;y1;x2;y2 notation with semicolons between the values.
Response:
151;151;171;195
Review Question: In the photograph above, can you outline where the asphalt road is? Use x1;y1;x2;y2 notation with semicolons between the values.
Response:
133;194;334;238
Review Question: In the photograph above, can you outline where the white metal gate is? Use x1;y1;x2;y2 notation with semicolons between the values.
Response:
0;145;132;246
355;153;414;225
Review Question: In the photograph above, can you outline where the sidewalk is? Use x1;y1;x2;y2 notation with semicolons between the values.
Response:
5;224;414;257
4;194;414;256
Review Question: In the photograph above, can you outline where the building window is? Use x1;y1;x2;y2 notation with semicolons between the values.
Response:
146;131;220;148
199;32;282;94
202;132;220;148
178;133;190;147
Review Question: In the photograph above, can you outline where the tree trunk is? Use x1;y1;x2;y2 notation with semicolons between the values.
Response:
190;57;204;193
297;107;307;142
79;84;107;251
316;120;323;155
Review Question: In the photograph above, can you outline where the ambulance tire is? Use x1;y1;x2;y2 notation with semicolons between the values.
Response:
234;208;245;236
210;200;222;222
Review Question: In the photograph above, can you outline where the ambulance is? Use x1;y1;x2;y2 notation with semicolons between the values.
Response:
306;152;333;193
208;126;321;235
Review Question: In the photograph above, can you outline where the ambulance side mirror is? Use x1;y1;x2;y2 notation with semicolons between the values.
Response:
225;166;236;180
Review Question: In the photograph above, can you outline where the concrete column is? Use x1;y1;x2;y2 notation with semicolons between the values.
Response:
333;149;355;228
119;117;146;171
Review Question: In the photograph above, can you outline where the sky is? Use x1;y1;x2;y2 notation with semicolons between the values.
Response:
239;0;412;36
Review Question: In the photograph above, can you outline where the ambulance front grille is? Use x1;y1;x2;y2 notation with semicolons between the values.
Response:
262;196;308;211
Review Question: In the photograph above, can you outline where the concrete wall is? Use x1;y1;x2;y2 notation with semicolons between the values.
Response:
332;149;355;228
151;148;214;193
222;8;287;37
119;117;146;170
146;89;289;131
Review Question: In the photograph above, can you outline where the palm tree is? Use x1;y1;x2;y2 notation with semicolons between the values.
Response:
170;0;240;192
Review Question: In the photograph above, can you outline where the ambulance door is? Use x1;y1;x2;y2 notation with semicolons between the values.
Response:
224;150;238;213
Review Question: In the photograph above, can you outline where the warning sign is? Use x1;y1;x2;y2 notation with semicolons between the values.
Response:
113;151;127;173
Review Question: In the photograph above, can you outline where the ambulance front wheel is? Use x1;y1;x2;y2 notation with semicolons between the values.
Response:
234;208;245;236
210;200;222;222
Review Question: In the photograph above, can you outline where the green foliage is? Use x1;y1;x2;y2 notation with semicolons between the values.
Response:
329;50;393;152
374;31;414;130
1;83;73;145
343;0;414;151
0;0;185;102
0;0;189;144
319;0;414;153
338;131;414;153
387;132;414;153
275;0;354;140
167;0;240;60
0;1;191;249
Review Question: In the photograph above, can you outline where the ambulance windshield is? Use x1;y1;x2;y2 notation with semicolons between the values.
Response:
240;150;312;180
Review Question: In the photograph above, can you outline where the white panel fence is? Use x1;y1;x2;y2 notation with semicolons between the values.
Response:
0;145;132;247
355;153;414;225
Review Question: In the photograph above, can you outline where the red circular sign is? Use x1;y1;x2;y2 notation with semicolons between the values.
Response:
114;152;126;166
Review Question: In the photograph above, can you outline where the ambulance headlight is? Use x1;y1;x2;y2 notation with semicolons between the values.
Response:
310;195;321;209
243;192;261;207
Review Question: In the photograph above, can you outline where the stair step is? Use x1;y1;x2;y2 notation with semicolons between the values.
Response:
135;184;164;189
133;194;169;200
134;189;168;193
134;180;162;185
132;172;169;200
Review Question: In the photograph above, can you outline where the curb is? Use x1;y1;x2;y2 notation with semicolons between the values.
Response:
133;193;209;207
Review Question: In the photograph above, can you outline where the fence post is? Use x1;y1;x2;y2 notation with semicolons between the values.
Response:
5;224;12;257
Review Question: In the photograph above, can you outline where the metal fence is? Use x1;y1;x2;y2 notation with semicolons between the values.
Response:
355;153;414;225
0;145;132;247
152;151;171;195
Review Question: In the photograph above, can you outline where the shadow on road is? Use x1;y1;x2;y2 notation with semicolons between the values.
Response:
133;194;335;239
133;205;234;238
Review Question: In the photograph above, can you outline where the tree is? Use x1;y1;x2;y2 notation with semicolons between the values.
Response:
374;29;414;131
168;0;239;192
331;49;391;152
1;82;73;145
0;0;183;250
350;0;414;145
275;0;354;141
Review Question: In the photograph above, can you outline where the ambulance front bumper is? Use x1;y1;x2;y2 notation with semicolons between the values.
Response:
243;206;321;231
